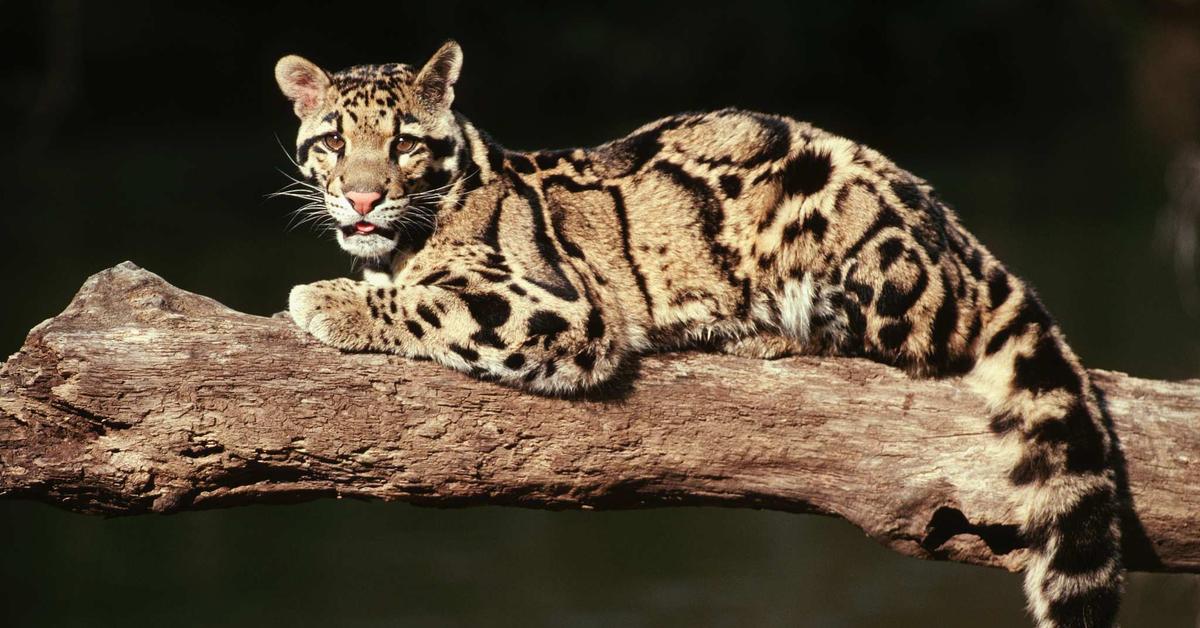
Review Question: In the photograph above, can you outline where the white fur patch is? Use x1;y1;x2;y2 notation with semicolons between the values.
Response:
779;273;816;341
362;268;393;286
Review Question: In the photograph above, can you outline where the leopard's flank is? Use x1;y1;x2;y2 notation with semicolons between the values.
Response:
276;41;1123;627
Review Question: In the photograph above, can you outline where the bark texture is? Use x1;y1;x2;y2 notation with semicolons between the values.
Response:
1;262;1197;574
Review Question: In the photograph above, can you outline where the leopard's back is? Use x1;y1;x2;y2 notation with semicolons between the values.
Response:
504;108;993;371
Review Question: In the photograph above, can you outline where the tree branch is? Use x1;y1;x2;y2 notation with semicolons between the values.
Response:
1;262;1197;574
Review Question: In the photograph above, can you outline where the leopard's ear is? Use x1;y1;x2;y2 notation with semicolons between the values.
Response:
413;40;463;115
275;55;330;119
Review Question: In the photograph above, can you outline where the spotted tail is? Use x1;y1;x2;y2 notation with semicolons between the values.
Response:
966;278;1123;627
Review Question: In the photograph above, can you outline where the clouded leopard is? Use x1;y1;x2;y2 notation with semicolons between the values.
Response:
276;41;1123;627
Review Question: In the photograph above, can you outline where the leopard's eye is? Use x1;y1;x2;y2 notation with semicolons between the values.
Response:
394;136;419;155
322;133;345;152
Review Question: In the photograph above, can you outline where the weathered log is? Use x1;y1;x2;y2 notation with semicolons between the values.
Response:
0;262;1196;574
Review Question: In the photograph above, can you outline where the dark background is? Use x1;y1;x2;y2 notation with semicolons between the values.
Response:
2;1;1199;626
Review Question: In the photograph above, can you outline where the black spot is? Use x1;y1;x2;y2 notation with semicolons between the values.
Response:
1025;402;1107;476
989;411;1022;435
742;115;792;167
1009;446;1055;485
782;220;802;243
425;136;456;160
1047;585;1120;628
844;302;867;339
534;152;563;169
929;272;962;370
441;276;469;289
416;304;441;328
412;173;447;215
987;270;1012;310
509;154;536;174
369;303;381;319
718;174;742;199
781;151;832;197
984;296;1051;355
877;238;906;272
471;329;506;349
608;117;687;175
523;276;579;302
909;224;945;266
504;353;526;369
875;263;929;318
737;277;752;317
449;344;479;362
508;283;527;296
542;183;588;260
965;312;983;345
417;270;449;286
1028;415;1072;446
878;320;912;353
844;204;905;260
567;153;592;171
653;161;739;288
483;137;506;173
404;320;425;338
295;134;326;163
890;178;925;210
528;310;569;347
380;311;393;326
481;196;503;250
543;360;558;378
844;276;875;305
477;270;508;283
574;349;597;371
1013;333;1083;395
484;253;508;269
654;163;717;238
1048;488;1117;576
509;176;579;302
609;187;655;316
586;308;606;340
1063;408;1108;475
621;131;664;173
964;248;984;279
461;292;510;329
800;212;829;242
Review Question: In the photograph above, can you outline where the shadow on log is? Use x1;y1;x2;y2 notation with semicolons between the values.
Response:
1;262;1197;573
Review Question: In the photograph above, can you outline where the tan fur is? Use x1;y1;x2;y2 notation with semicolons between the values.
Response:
277;42;1124;627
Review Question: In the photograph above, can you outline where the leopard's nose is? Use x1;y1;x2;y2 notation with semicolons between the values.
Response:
345;191;383;216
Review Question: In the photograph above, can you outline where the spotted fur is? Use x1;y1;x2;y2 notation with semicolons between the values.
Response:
277;41;1123;627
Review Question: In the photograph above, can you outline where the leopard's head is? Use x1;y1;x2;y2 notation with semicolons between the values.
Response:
275;41;466;260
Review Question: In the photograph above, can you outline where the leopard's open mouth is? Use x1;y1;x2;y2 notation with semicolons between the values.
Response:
341;222;397;239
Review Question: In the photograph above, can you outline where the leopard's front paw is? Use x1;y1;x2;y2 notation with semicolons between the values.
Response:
288;279;373;351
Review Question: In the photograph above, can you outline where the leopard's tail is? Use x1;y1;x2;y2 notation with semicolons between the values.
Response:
966;276;1123;628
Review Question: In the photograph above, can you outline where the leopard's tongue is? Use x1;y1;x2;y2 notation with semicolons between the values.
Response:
354;221;377;234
